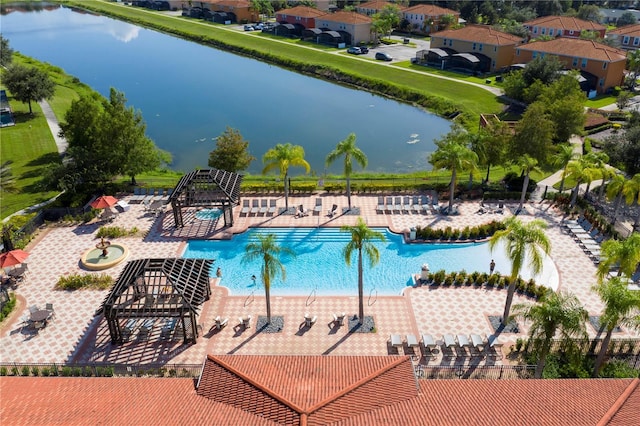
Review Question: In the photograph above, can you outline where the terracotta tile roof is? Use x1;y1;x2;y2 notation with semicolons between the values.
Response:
604;378;640;426
276;6;327;19
208;0;251;8
520;38;627;62
317;10;372;25
432;25;524;45
358;1;395;11
402;4;459;17
524;15;606;32
608;23;640;37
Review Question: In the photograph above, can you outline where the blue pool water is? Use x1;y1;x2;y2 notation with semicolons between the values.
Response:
182;228;559;296
195;208;222;221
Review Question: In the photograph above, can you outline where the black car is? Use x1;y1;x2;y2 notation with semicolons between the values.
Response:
375;52;393;61
359;46;369;54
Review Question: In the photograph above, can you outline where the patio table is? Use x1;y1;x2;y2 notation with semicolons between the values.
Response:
30;310;50;323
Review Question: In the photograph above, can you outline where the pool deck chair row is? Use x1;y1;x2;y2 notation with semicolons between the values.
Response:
240;199;278;217
391;333;502;360
377;195;435;215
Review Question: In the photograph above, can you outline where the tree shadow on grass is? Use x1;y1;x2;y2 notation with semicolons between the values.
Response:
25;152;60;167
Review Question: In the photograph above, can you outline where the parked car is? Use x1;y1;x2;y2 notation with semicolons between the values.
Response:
347;47;362;55
253;23;264;30
244;25;255;31
375;52;393;61
359;46;369;54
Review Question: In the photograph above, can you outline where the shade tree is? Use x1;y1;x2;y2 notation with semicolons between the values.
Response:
208;127;255;173
2;64;55;115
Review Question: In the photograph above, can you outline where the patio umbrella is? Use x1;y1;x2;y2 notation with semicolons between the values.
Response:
0;249;29;268
90;195;118;209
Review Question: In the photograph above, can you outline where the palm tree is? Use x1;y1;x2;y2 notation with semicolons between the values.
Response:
341;218;386;325
624;173;640;232
627;49;640;90
591;277;640;376
596;233;640;281
262;143;310;212
516;155;540;213
489;217;551;323
429;127;478;213
242;233;295;323
552;144;577;194
582;152;609;195
512;290;588;378
606;173;628;223
565;157;597;208
326;133;368;210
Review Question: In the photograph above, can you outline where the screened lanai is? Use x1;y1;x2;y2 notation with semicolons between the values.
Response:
168;168;243;228
99;258;213;345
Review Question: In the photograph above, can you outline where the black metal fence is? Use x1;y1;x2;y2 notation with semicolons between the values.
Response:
414;364;536;380
0;362;202;378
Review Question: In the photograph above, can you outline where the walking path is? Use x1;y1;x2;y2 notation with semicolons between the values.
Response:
39;99;67;156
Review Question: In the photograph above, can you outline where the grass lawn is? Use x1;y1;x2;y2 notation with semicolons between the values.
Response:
585;95;618;109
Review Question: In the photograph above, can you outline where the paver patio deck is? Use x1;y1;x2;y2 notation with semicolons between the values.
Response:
1;194;637;366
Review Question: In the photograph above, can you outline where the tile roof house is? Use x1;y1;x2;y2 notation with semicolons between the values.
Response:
2;355;639;425
402;3;460;34
515;38;627;93
315;10;373;45
430;25;525;72
523;15;607;39
356;0;398;16
275;5;327;30
607;23;640;50
202;0;257;23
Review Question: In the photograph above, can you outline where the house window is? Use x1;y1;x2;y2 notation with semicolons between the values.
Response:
533;26;538;34
581;58;587;68
516;48;520;56
549;28;554;36
569;30;574;35
599;78;605;87
572;57;578;67
479;44;483;51
494;46;497;52
541;28;546;35
449;39;453;47
603;62;608;70
623;36;630;44
634;37;640;46
472;43;476;50
492;60;496;68
533;51;537;58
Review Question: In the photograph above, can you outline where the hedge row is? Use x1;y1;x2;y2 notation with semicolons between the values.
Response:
415;220;505;241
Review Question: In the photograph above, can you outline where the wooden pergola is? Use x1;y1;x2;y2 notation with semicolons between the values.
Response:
99;258;213;345
168;169;243;228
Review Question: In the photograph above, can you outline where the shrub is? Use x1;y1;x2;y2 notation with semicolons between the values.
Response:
600;360;640;378
61;367;72;377
55;273;114;291
487;274;499;287
432;269;446;285
96;226;138;239
21;366;30;376
41;367;50;377
31;366;39;376
0;366;7;376
0;294;17;322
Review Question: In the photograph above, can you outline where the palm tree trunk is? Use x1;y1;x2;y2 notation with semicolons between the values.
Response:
449;170;456;212
611;192;622;224
534;338;552;379
593;328;613;377
265;275;272;323
358;249;364;325
598;179;606;201
502;281;516;325
519;173;530;211
570;183;580;208
283;172;289;211
485;164;491;184
346;175;352;210
559;168;567;193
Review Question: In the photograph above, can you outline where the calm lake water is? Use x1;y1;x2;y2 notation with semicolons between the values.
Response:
1;4;452;174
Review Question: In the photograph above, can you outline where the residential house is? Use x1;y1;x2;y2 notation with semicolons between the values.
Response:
315;10;373;45
607;23;640;50
599;8;640;25
429;25;525;73
275;5;326;30
1;356;639;425
515;38;627;94
402;3;460;34
356;0;397;17
523;15;607;39
203;0;257;23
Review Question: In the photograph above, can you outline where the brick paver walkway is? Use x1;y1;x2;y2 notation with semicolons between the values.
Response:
1;194;637;366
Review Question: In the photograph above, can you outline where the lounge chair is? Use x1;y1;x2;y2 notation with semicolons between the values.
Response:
327;204;337;217
304;313;317;327
402;196;411;214
412;196;421;214
420;195;430;214
152;189;166;202
390;334;402;350
393;196;402;214
421;334;438;359
313;198;322;215
130;188;145;203
268;199;277;216
240;200;250;216
250;200;260;215
457;334;471;348
162;188;173;201
443;334;456;348
376;196;385;213
385;197;394;214
332;312;346;326
259;199;268;215
45;303;55;321
143;189;157;203
297;204;309;217
239;315;252;329
214;315;228;330
406;334;419;349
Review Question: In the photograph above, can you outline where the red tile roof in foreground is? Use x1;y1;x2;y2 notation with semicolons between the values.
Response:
276;6;327;19
317;10;372;25
1;356;639;426
524;15;606;32
608;23;640;37
432;25;524;45
520;38;627;62
403;4;459;17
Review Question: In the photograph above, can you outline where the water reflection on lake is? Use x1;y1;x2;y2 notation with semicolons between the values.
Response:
1;4;453;174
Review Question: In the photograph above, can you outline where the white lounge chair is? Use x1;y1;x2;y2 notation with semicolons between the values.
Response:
376;196;385;213
259;199;268;215
268;199;277;216
240;200;250;216
250;200;260;215
313;198;322;215
385;197;394;214
393;196;402;213
214;315;228;330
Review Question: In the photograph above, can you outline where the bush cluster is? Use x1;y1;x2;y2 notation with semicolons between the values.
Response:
415;220;505;241
0;294;17;322
96;226;139;239
55;273;114;291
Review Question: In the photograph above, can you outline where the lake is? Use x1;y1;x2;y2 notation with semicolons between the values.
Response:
1;3;452;174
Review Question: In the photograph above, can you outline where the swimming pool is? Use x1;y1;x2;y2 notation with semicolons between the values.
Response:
195;208;222;221
182;228;559;296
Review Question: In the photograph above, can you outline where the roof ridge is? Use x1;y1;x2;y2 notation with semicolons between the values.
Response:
305;356;411;414
596;378;640;426
207;355;306;414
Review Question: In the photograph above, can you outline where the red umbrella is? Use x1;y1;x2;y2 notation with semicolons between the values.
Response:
90;195;118;209
0;249;30;268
